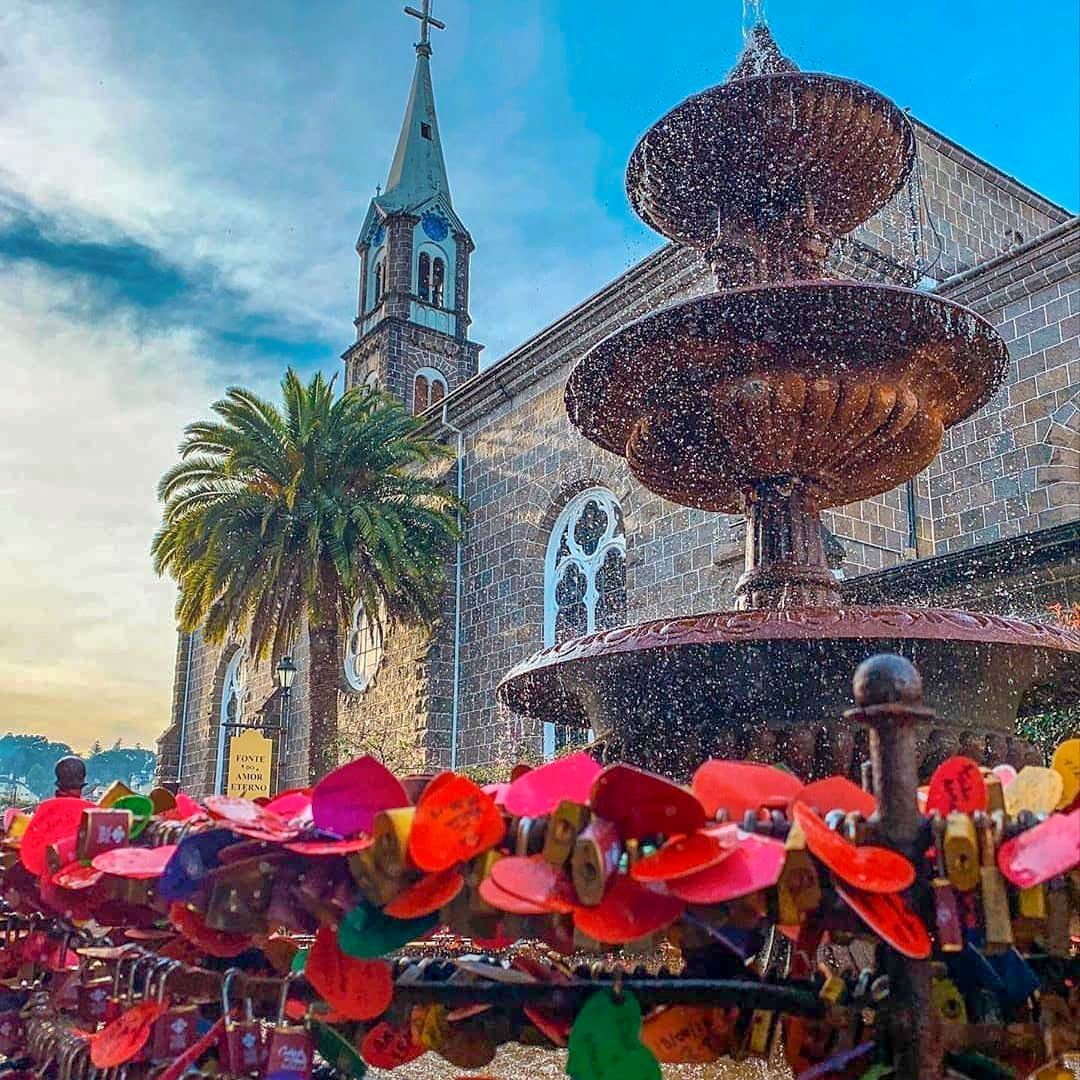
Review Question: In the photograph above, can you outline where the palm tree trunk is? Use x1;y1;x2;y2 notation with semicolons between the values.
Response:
306;620;341;783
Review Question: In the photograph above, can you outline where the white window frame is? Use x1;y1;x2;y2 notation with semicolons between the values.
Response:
213;649;245;794
344;601;385;693
413;367;448;414
542;487;625;757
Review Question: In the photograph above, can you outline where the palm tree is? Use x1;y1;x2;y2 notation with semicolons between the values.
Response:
152;369;460;780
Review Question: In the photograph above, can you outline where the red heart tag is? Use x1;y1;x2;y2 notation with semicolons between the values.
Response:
996;808;1080;888
667;834;785;904
408;773;504;872
89;1001;169;1067
926;756;987;816
793;804;914;894
383;869;464;919
572;873;684;944
311;756;409;837
92;845;177;880
284;836;374;856
692;761;803;820
361;1021;425;1069
306;926;393;1021
477;874;548;916
204;797;298;841
489;855;576;914
630;831;735;882
503;752;602;818
796;777;877;817
18;798;94;875
168;902;249;958
52;862;105;890
835;884;931;959
264;789;312;819
524;1006;573;1047
590;764;705;838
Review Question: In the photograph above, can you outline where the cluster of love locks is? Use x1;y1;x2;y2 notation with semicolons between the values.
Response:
0;738;1077;1080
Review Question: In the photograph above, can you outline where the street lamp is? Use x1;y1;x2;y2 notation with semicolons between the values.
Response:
275;656;298;793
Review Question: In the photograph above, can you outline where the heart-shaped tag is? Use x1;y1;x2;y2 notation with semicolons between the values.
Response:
311;756;409;837
692;761;802;820
361;1020;425;1069
503;752;602;817
996;808;1080;888
1004;766;1065;817
796;776;877;817
89;1001;169;1067
338;901;437;958
630;831;734;882
835;883;931;959
926;756;987;816
567;991;661;1080
591;765;704;838
92;845;177;880
168;902;249;958
383;868;464;919
305;926;393;1021
408;773;504;872
51;862;104;891
19;798;94;875
666;834;785;905
573;874;684;945
489;855;577;913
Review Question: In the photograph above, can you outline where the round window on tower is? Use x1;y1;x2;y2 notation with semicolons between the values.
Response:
421;211;449;242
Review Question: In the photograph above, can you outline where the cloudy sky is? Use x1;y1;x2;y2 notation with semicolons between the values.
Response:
1;0;1076;753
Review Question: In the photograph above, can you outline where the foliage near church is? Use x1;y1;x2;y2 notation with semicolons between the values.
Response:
152;368;460;779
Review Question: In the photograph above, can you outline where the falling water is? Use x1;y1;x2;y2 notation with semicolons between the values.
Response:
741;0;767;38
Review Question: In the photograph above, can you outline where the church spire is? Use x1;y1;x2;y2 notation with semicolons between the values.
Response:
380;1;452;213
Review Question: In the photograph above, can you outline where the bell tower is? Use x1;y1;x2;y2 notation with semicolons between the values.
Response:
343;1;481;412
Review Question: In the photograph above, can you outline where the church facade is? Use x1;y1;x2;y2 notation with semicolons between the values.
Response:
156;20;1079;794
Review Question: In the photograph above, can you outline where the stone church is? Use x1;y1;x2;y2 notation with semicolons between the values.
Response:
157;16;1078;794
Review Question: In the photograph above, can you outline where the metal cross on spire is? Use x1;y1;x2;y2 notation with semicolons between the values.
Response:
404;0;445;55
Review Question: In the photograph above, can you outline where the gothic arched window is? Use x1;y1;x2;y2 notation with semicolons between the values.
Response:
344;602;384;693
373;259;385;306
431;257;446;308
418;252;431;301
543;488;627;756
413;368;447;415
213;650;245;793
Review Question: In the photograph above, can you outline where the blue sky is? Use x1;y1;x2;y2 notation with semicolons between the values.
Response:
1;0;1076;749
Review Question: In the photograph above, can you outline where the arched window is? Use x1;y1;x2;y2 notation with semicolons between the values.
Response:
344;602;384;692
373;259;385;306
418;252;431;301
213;650;245;793
543;488;627;756
413;368;447;415
431;257;446;308
363;369;380;392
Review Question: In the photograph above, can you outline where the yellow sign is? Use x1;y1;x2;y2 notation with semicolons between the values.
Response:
226;728;274;799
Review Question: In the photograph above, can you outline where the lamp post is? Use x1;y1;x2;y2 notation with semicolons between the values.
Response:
275;656;297;794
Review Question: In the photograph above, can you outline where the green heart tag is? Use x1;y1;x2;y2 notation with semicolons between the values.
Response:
314;1022;368;1078
290;947;309;974
338;901;437;959
567;991;660;1080
114;795;154;839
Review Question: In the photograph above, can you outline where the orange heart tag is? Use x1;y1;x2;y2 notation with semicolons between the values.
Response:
572;873;684;944
169;902;249;958
383;869;464;919
90;1001;169;1067
692;761;802;821
476;874;548;916
796;776;877;817
408;774;504;872
835;884;931;959
306;926;393;1021
630;831;734;882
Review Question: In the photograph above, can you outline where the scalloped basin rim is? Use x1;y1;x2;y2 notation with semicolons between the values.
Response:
499;606;1080;687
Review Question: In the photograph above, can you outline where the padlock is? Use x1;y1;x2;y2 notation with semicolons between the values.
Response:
1017;883;1047;920
0;1008;23;1056
976;812;1013;954
542;801;590;867
931;973;967;1023
205;859;273;934
943;811;979;892
743;1008;779;1059
76;807;133;861
983;771;1006;816
265;978;313;1080
348;847;405;907
1044;876;1070;958
514;816;547;857
930;814;963;952
775;820;821;926
220;969;268;1077
372;807;415;878
149;960;200;1063
77;964;114;1026
570;817;621;906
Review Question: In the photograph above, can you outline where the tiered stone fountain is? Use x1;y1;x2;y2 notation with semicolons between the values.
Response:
500;27;1080;778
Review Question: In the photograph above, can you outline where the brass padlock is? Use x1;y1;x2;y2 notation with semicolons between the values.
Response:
372;807;415;878
542;801;590;867
976;812;1013;954
983;771;1006;816
1018;883;1047;920
775;820;821;927
943;811;979;892
205;859;273;934
348;847;405;907
930;814;963;952
743;1008;779;1058
570;817;621;906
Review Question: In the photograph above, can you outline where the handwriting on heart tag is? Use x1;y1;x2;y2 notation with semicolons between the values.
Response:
408;773;504;872
692;760;803;820
591;765;705;838
489;855;577;913
630;831;734;882
793;803;914;893
92;844;177;880
89;1001;169;1067
567;990;662;1080
311;755;409;837
361;1020;425;1069
52;861;104;891
306;926;393;1021
383;868;464;919
926;756;987;816
835;883;931;959
1005;766;1064;817
18;797;94;875
168;902;249;958
797;776;877;817
640;1005;724;1064
666;834;784;904
204;796;298;841
573;873;684;945
996;808;1080;888
1050;739;1080;809
503;752;602;818
477;874;548;915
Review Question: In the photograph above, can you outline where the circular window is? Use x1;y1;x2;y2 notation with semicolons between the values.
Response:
344;603;384;692
421;210;449;242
